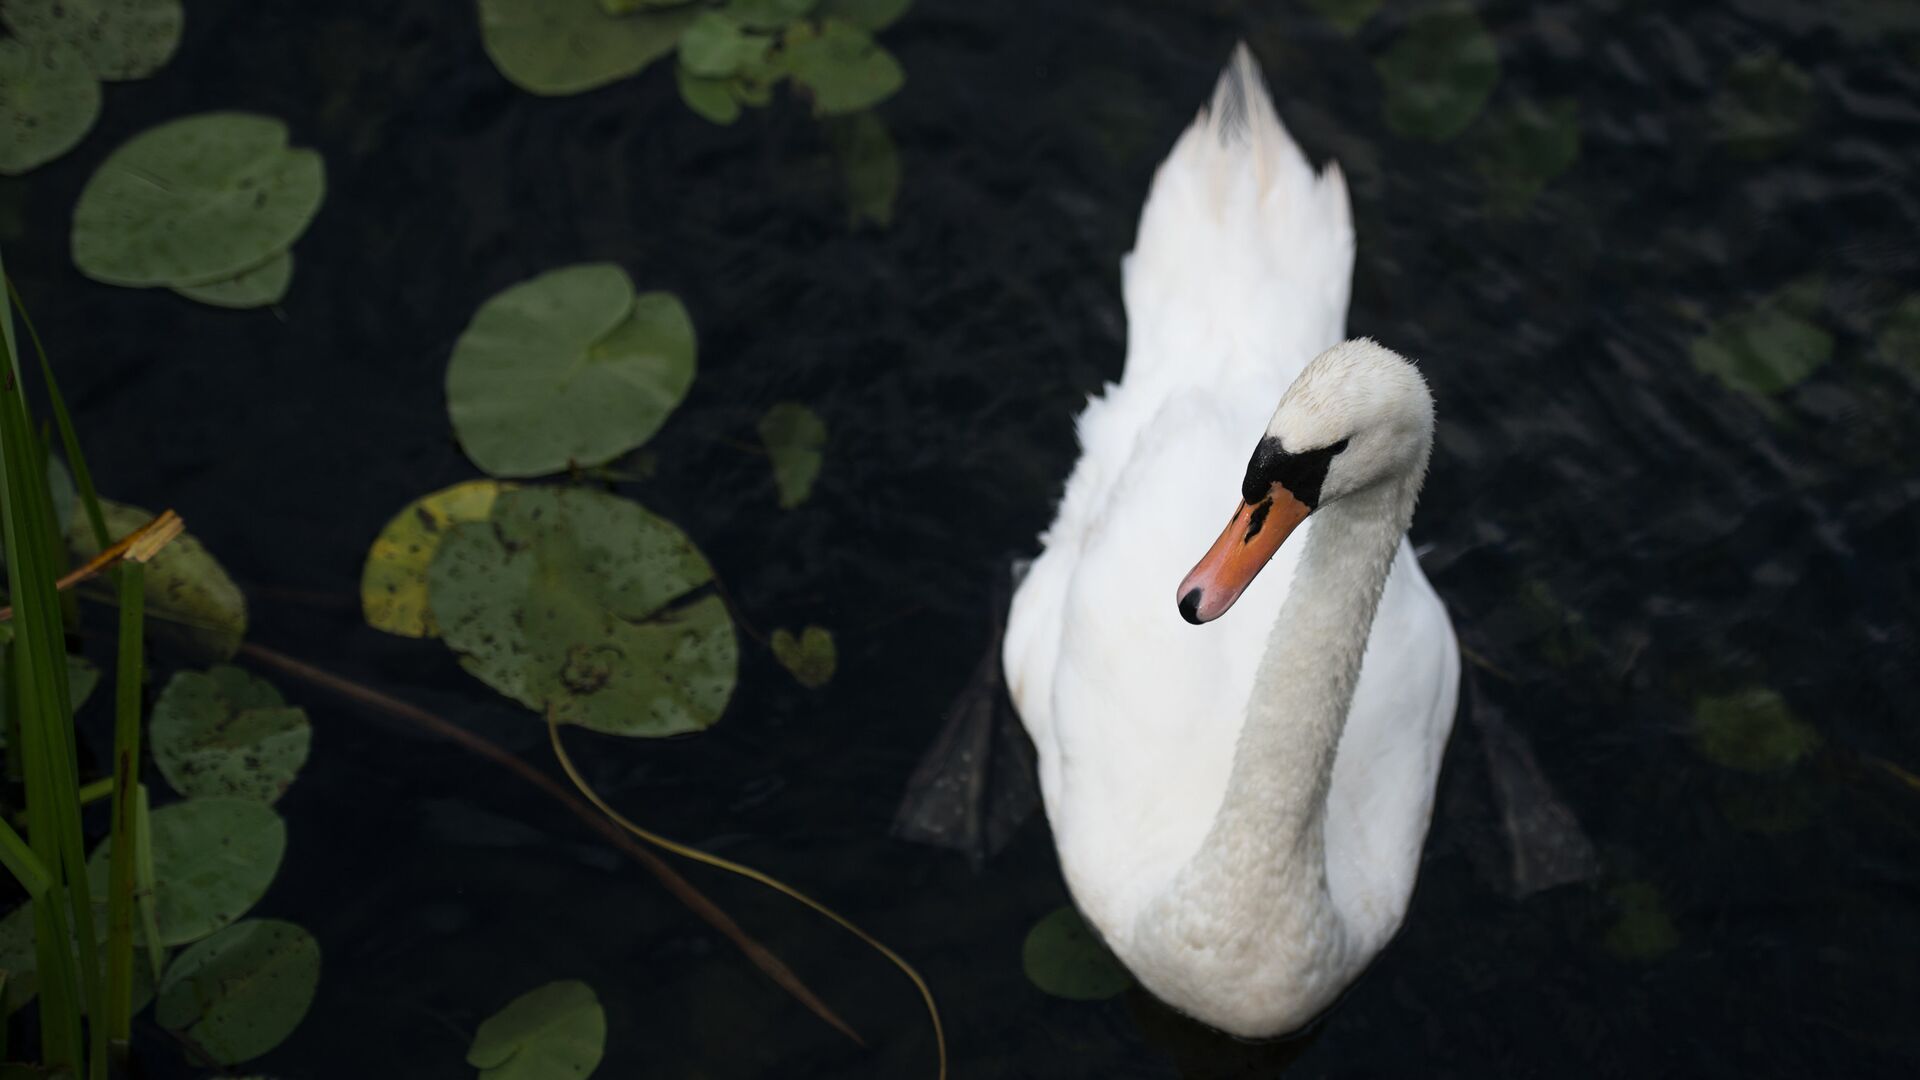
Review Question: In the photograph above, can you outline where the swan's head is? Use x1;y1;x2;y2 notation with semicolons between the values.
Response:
1177;339;1435;624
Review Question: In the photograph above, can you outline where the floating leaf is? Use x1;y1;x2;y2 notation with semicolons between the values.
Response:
1;0;184;82
447;264;696;478
757;402;826;508
1690;276;1831;396
87;798;286;946
679;12;768;78
468;980;606;1080
478;0;697;97
157;920;320;1065
1472;98;1580;211
1692;687;1821;773
0;38;101;176
1601;881;1678;962
70;498;247;660
1022;905;1132;1001
771;626;836;688
361;480;514;638
1375;8;1499;142
677;64;742;125
1710;53;1815;160
428;486;737;737
825;110;899;227
784;19;904;116
171;252;293;310
726;0;817;30
152;666;311;804
815;0;909;31
1304;0;1379;35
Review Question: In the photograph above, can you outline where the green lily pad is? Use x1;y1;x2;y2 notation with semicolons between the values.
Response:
825;110;898;227
70;498;247;660
679;12;769;78
1375;8;1500;142
784;19;904;116
428;486;737;737
1690;276;1831;396
771;626;835;688
362;480;515;638
447;264;696;478
677;64;742;125
172;252;294;310
468;980;606;1080
1692;687;1821;773
152;666;311;804
726;0;817;30
1710;53;1815;160
87;798;286;947
1022;905;1132;1001
71;112;324;288
157;919;320;1065
479;0;697;97
815;0;908;31
2;0;184;82
757;402;826;508
1304;0;1379;35
1472;98;1580;212
1601;881;1679;962
0;37;101;176
1875;295;1920;377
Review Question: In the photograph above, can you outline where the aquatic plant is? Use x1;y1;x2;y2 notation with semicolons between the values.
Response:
1689;275;1832;397
0;0;184;175
1021;905;1132;1002
1374;7;1500;142
467;980;606;1080
757;401;826;509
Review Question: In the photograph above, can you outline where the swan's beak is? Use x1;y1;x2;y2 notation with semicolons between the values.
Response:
1176;484;1311;624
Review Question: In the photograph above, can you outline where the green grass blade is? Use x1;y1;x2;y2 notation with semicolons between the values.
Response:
0;811;53;897
103;562;144;1054
134;784;165;986
5;278;108;551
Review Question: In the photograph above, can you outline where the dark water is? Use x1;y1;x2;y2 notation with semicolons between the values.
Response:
6;0;1920;1076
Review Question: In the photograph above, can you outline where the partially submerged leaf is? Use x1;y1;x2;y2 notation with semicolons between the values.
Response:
1690;276;1831;395
0;38;102;176
171;252;294;310
361;479;514;638
87;798;286;946
152;666;312;804
1;0;185;82
467;980;606;1080
1692;687;1821;773
757;402;826;508
70;498;247;660
825;111;899;227
771;626;836;688
478;0;697;97
1022;905;1132;1001
783;20;904;116
157;919;320;1065
1375;8;1500;142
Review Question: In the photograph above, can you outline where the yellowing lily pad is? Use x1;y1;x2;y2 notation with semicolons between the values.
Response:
468;980;606;1080
151;666;311;804
157;919;320;1065
2;0;184;82
784;19;904;116
428;486;737;737
1690;276;1831;396
71;112;324;288
1375;8;1500;142
70;498;247;660
825;111;899;227
171;252;293;310
1692;687;1820;773
0;38;101;176
479;0;697;97
771;626;835;688
757;401;826;508
361;479;514;638
446;264;696;478
1022;905;1132;1001
87;798;285;946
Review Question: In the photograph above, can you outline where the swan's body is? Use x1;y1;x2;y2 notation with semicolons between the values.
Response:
1003;48;1460;1037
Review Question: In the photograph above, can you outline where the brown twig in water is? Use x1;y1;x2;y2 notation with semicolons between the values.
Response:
235;642;864;1048
0;510;182;622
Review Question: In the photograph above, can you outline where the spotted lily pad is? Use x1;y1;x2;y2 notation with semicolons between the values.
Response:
0;38;101;176
1375;8;1500;142
825;111;898;227
70;498;247;660
362;480;514;638
152;666;311;804
447;264;696;478
783;19;904;116
479;0;697;97
1022;905;1132;1000
1;0;184;82
468;980;606;1080
1692;687;1820;773
71;113;324;288
1690;276;1831;396
771;626;835;688
157;919;320;1065
172;252;293;310
815;0;908;30
428;486;737;737
87;798;285;947
757;402;826;508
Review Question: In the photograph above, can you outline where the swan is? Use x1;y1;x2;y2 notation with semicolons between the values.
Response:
1002;46;1461;1038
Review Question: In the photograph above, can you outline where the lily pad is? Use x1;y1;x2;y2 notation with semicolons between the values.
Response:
152;666;311;804
87;798;286;946
677;64;742;125
71;112;324;288
1472;98;1580;211
428;486;738;737
783;19;904;116
1692;687;1821;773
0;38;102;176
825;110;899;227
815;0;908;31
1601;881;1679;962
362;480;514;638
157;919;320;1065
70;498;247;660
727;0;817;30
468;980;606;1080
1;0;184;82
1690;276;1831;396
447;264;697;478
479;0;697;97
757;402;826;508
771;626;835;688
679;12;768;78
1375;8;1500;142
1022;905;1132;1001
1304;0;1379;35
172;252;294;310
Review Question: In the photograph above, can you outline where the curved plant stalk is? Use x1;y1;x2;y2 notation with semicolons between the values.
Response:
546;710;949;1080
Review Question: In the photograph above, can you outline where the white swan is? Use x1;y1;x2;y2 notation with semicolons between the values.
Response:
1002;46;1461;1038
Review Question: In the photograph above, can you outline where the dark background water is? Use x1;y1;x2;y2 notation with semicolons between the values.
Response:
5;0;1919;1076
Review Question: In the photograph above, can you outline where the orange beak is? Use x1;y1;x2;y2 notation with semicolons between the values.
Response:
1176;484;1311;624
